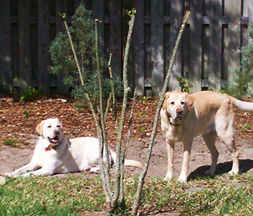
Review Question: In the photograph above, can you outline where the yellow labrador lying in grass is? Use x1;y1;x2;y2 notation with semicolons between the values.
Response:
160;90;253;183
5;118;142;177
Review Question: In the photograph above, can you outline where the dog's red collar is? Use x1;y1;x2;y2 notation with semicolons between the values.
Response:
45;145;57;151
45;140;71;151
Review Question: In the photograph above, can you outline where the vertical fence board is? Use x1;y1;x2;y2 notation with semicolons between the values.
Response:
225;0;241;86
144;23;151;87
55;0;68;94
209;0;222;90
0;0;12;87
189;0;203;92
38;0;50;93
18;0;31;91
151;0;164;94
133;0;145;95
169;0;182;90
74;0;81;10
109;0;122;77
93;0;105;52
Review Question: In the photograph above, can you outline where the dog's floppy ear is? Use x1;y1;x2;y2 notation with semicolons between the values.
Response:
162;92;170;110
185;93;195;110
36;120;44;136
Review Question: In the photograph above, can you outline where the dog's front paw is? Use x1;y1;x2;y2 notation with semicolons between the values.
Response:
178;174;187;184
164;175;172;181
204;169;215;176
90;166;100;173
21;172;32;177
228;170;238;176
4;172;17;178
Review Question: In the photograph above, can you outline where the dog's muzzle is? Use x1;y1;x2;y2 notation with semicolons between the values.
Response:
48;136;60;146
176;110;183;119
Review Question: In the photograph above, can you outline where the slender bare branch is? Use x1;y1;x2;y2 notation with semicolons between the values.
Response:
108;53;119;132
120;87;137;202
104;92;112;121
131;11;190;215
113;12;136;206
95;19;112;201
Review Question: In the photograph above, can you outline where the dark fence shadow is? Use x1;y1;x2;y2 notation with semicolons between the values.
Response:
188;159;253;181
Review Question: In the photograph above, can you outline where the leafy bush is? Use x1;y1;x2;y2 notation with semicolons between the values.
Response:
19;86;42;102
223;23;253;98
49;4;122;105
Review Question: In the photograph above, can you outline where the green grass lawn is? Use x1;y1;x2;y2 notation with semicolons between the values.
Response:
1;173;253;215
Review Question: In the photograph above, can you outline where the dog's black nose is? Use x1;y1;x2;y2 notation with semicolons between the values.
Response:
54;130;59;135
176;109;182;118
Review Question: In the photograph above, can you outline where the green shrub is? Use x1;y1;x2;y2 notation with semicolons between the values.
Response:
223;23;253;98
49;3;122;106
19;87;42;102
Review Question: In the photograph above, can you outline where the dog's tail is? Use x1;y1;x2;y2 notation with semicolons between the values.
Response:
232;97;253;112
109;149;143;168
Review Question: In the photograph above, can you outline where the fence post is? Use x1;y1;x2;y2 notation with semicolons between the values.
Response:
0;0;11;88
133;0;145;95
19;0;31;91
209;0;222;91
151;0;164;95
109;0;122;77
38;0;50;93
169;0;182;91
189;0;203;93
225;0;241;86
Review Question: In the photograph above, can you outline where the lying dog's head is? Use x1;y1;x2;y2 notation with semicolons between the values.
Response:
36;118;63;147
162;91;194;125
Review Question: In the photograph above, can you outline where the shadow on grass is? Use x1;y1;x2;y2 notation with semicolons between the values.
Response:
188;159;253;181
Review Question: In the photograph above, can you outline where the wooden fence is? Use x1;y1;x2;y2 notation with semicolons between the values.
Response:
0;0;253;95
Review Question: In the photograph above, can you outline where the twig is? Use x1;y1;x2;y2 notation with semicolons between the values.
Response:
95;19;112;203
131;11;190;215
120;87;137;202
104;92;112;121
113;12;136;206
108;53;119;132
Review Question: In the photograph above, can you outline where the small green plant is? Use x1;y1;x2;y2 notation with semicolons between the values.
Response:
239;123;253;131
223;23;253;98
137;125;143;132
2;138;19;147
142;96;150;104
23;110;30;119
49;3;122;106
20;87;41;102
177;76;190;92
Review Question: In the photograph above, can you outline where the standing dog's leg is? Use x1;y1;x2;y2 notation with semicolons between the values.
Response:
164;139;175;181
217;112;239;175
221;134;239;175
203;131;219;175
178;139;193;183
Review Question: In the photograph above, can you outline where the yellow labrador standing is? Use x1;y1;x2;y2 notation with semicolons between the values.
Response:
5;118;142;177
160;90;253;183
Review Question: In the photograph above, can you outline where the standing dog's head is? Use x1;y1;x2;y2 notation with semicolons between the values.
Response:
162;91;194;125
36;118;63;147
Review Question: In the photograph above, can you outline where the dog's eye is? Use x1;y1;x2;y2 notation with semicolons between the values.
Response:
57;125;60;128
181;101;185;105
170;101;175;105
47;125;52;128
